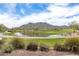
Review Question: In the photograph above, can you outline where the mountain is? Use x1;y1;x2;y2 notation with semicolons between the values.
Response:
0;22;70;36
0;22;69;31
17;22;69;30
0;22;69;33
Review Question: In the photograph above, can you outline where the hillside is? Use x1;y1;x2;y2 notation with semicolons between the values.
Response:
18;22;69;30
0;22;70;36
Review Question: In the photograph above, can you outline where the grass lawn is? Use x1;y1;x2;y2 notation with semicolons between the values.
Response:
25;38;65;47
2;37;65;48
4;29;73;36
25;29;73;35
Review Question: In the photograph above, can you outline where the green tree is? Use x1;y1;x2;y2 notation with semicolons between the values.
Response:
70;21;79;32
0;24;7;32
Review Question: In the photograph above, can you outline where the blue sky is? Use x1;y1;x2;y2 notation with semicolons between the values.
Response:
0;3;49;17
0;3;79;28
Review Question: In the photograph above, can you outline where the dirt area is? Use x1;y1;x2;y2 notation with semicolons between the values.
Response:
0;49;78;56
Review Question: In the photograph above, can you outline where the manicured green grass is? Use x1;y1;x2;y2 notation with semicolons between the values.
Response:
4;29;73;36
25;38;65;47
2;37;65;48
25;29;73;35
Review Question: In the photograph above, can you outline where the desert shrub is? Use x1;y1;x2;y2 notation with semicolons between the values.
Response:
0;40;4;45
64;38;79;52
0;38;6;45
39;44;49;52
26;42;38;51
53;43;67;51
2;45;14;53
10;38;25;49
0;40;5;49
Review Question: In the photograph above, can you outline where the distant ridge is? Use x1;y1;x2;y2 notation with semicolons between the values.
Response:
17;22;69;30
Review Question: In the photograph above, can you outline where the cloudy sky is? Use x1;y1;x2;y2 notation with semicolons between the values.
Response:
0;3;79;28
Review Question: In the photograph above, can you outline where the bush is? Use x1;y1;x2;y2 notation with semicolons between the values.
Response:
0;40;5;49
26;42;38;51
64;38;79;52
11;38;25;49
39;44;49;52
0;40;3;45
2;45;14;53
0;40;4;45
53;43;67;51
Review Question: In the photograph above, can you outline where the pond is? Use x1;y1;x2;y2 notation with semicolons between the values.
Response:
24;34;64;38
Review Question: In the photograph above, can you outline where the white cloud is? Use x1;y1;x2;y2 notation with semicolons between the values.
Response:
0;14;20;28
48;6;70;17
47;4;79;17
53;3;69;6
0;3;79;28
19;4;79;26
